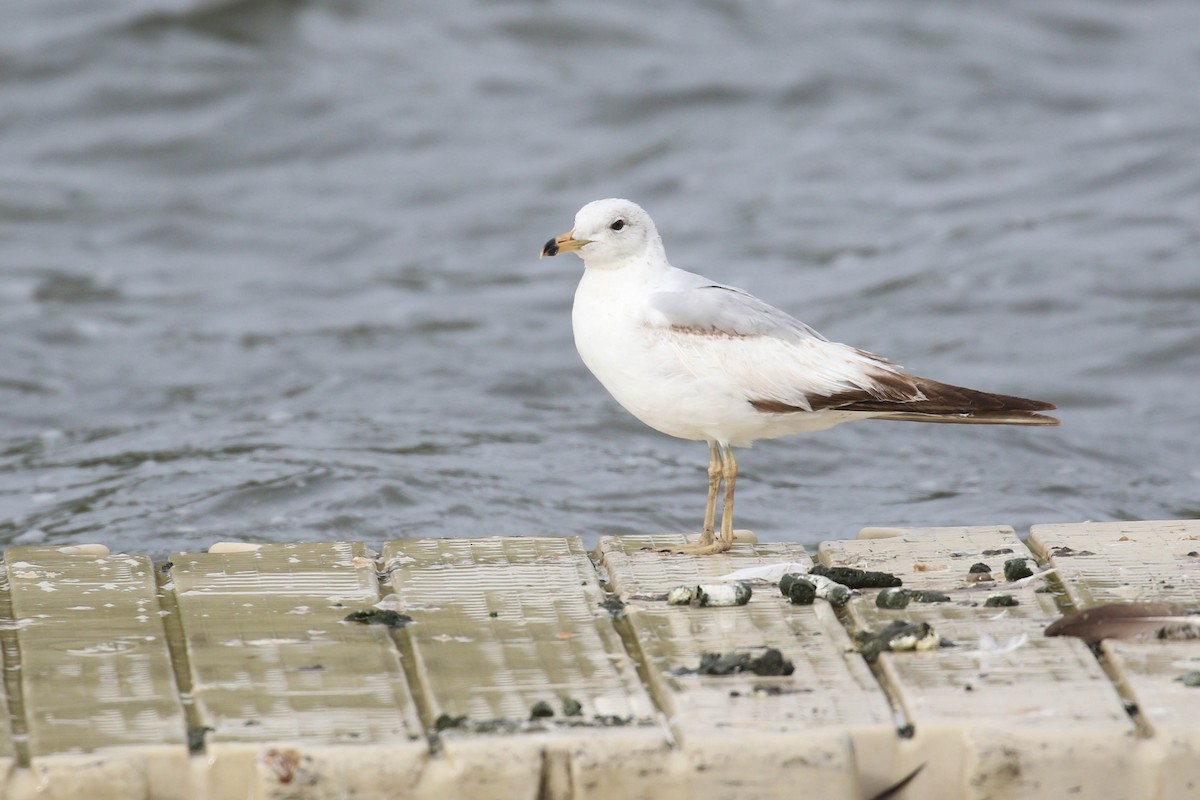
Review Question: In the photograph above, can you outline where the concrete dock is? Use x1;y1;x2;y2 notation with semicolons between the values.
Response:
0;519;1197;798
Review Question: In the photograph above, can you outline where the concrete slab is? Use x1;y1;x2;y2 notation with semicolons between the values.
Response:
598;535;900;800
383;536;673;800
820;526;1143;799
169;542;425;799
1029;519;1200;606
5;547;188;800
0;522;1196;797
1030;520;1200;800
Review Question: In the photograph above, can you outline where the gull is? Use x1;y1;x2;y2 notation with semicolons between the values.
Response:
541;199;1059;555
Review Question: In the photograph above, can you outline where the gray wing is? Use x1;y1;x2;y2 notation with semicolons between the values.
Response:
643;271;921;413
647;273;1058;423
648;280;827;343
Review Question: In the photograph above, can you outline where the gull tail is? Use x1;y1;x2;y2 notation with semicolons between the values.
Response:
754;370;1059;425
872;409;1060;426
868;381;1056;424
846;375;1059;426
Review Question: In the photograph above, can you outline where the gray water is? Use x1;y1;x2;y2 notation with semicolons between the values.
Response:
2;0;1198;558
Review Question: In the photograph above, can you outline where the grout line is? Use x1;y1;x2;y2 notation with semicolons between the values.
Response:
376;555;437;745
1037;569;1155;739
829;602;917;739
589;555;681;749
0;563;29;767
810;545;919;740
154;560;208;753
1093;644;1156;739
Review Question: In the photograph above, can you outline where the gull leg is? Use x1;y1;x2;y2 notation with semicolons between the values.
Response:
716;445;737;551
699;442;721;546
659;443;736;556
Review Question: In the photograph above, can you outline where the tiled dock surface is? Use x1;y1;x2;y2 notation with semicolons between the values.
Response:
0;520;1195;798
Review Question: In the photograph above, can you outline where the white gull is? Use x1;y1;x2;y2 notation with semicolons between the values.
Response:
542;199;1058;555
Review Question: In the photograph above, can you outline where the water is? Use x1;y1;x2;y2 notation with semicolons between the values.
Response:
2;0;1198;558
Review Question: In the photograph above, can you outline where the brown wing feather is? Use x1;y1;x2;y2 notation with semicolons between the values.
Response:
1045;602;1197;642
751;370;1060;426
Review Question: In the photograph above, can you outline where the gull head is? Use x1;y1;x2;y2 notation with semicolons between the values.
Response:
540;198;663;270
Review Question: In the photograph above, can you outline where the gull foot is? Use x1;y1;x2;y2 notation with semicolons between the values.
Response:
658;539;734;556
655;530;756;555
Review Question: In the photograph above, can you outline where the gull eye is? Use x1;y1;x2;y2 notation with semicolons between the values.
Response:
610;219;625;231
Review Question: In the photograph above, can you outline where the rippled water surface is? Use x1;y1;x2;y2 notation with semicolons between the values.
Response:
2;0;1198;556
